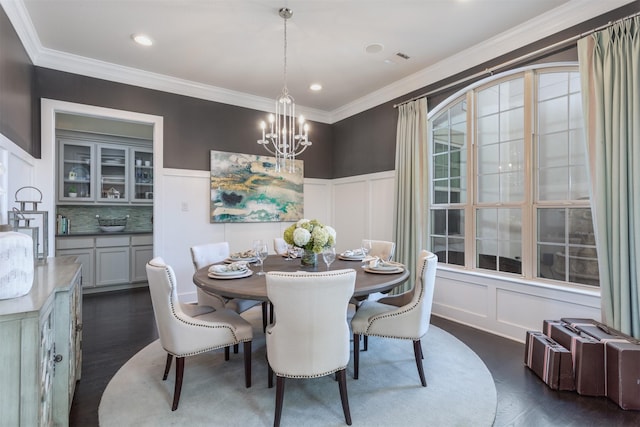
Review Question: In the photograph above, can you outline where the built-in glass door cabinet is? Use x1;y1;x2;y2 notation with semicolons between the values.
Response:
97;144;129;202
131;147;153;203
59;140;94;201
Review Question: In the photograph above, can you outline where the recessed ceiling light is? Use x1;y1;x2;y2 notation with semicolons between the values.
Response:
132;33;153;46
365;43;384;54
309;83;322;91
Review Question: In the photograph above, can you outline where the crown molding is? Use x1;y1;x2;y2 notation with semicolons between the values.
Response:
328;0;636;122
3;0;634;125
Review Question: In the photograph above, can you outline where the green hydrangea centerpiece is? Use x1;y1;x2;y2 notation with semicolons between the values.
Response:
283;219;336;253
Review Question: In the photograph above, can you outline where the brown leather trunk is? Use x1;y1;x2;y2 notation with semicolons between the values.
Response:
605;341;640;410
543;320;605;396
525;331;575;391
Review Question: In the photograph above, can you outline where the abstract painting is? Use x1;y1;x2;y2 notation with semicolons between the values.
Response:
210;150;304;223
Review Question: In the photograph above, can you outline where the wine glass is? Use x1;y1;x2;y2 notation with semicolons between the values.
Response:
256;242;269;275
361;239;372;261
322;247;336;271
252;239;264;265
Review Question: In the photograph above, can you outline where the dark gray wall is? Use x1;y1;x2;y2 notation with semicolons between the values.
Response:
35;68;334;179
0;6;35;155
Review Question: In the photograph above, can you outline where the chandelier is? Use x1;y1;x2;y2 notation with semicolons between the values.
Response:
257;7;311;173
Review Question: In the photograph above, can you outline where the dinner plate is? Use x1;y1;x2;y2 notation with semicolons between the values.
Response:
208;267;249;276
339;254;365;261
225;257;257;263
207;270;253;280
363;266;404;274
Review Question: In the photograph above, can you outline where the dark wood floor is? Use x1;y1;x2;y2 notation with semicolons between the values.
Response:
70;287;639;426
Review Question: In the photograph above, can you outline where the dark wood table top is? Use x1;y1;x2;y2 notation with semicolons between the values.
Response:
193;255;410;301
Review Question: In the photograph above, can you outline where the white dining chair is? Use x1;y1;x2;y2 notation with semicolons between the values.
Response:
190;242;268;333
273;237;288;255
351;250;437;387
363;239;396;261
146;257;253;411
266;269;356;427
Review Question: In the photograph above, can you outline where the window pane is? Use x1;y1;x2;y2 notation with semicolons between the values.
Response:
569;129;586;162
539;72;568;100
500;108;524;141
569;165;589;200
538;208;565;244
500;171;524;202
539;167;568;200
477;144;499;175
433;153;448;179
539;97;568;134
478;174;499;203
569;93;583;129
476;209;497;238
477;239;498;270
448;237;465;265
498;209;521;241
478;87;499;116
538;243;565;280
431;236;446;261
500;139;523;172
432;209;447;235
539;133;569;168
477;115;499;145
499;241;522;274
500;79;524;109
568;246;599;286
430;208;465;266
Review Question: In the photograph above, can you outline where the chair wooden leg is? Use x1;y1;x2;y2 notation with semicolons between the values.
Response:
162;353;173;380
233;343;239;354
262;302;268;332
268;362;274;389
270;302;274;324
274;376;286;427
413;339;427;387
363;335;368;351
353;333;360;379
337;369;352;425
225;346;230;361
244;341;252;388
171;357;185;411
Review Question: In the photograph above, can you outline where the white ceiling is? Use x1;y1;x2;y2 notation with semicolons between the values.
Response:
3;0;636;122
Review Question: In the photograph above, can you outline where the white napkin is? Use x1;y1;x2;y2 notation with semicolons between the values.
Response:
368;257;401;270
343;249;365;257
230;250;255;259
209;262;247;274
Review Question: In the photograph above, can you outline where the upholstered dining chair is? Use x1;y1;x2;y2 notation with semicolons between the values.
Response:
273;237;288;255
363;239;396;261
190;242;268;333
265;269;356;427
145;257;253;411
351;250;437;387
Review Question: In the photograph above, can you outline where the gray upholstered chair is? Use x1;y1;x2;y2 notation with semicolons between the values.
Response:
190;242;267;332
363;239;396;261
351;250;437;387
145;257;253;411
265;269;356;427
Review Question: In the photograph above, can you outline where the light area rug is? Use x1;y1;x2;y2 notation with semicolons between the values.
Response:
99;308;496;427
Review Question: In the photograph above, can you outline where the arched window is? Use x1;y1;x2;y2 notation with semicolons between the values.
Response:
428;65;598;287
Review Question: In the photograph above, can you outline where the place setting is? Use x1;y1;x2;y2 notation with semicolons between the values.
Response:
207;262;253;280
225;249;258;264
362;257;405;274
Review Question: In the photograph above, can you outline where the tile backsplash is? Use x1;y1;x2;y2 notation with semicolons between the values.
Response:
56;205;153;234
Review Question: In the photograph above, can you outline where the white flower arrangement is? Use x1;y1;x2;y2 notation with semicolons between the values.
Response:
283;219;336;253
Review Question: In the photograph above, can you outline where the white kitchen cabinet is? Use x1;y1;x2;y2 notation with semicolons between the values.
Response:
131;235;154;282
58;140;94;201
96;236;131;286
97;144;129;202
0;257;82;426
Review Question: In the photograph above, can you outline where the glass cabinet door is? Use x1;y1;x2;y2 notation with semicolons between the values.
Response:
97;144;128;202
59;141;93;201
131;148;153;203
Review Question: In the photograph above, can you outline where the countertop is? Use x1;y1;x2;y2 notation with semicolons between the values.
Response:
56;230;153;237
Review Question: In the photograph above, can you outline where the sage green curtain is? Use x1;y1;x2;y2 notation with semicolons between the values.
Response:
578;16;640;338
393;98;428;293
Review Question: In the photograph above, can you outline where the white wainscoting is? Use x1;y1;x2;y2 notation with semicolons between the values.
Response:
433;267;601;342
0;133;37;225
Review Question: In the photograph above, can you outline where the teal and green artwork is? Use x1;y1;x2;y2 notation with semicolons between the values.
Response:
210;150;304;223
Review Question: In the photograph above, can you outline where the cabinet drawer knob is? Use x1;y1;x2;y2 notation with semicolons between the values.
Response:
53;354;63;363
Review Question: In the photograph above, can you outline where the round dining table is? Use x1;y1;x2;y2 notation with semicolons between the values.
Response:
192;254;410;301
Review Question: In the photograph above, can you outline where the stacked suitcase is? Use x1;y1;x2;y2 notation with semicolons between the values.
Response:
525;318;640;410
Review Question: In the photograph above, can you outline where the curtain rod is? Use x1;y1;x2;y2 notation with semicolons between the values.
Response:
393;10;640;108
